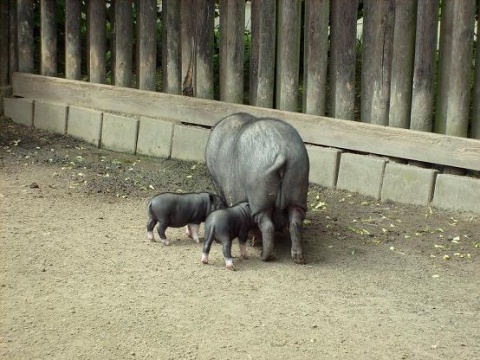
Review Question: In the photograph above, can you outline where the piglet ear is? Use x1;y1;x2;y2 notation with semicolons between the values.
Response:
209;194;214;203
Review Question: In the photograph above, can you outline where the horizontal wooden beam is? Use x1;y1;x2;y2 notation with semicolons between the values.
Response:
11;72;480;171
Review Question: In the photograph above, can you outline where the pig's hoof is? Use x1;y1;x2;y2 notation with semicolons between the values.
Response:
225;265;236;271
201;253;209;264
240;254;249;260
292;252;305;264
260;252;276;262
162;240;170;246
193;238;200;244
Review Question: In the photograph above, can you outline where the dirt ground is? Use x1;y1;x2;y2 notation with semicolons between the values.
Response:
1;116;479;360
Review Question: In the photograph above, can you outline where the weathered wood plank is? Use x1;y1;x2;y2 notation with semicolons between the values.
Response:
249;0;276;108
113;0;133;87
40;0;57;76
87;0;106;83
328;0;356;120
388;0;416;128
194;0;215;99
470;3;480;139
361;0;395;125
17;0;34;73
162;0;181;94
65;0;81;80
219;0;245;104
180;0;195;87
0;0;9;86
135;0;157;91
303;0;329;116
275;0;301;112
435;0;475;137
410;0;439;132
12;72;480;171
8;0;18;83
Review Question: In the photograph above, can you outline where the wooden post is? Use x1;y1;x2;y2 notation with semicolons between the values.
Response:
471;3;480;139
17;0;34;73
219;0;245;104
113;0;133;87
194;0;214;99
136;0;157;91
180;0;195;87
249;0;276;108
8;0;17;82
328;0;356;120
303;0;329;116
361;0;395;125
388;0;416;128
1;0;9;86
276;0;301;112
435;0;475;137
87;0;106;83
65;0;81;80
162;0;181;94
40;0;57;76
410;0;439;132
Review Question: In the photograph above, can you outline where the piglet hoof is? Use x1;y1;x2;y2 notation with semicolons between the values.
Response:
185;226;192;238
260;251;276;262
292;252;305;264
225;258;235;270
193;238;200;244
201;253;209;264
240;254;249;260
161;239;170;246
147;232;155;242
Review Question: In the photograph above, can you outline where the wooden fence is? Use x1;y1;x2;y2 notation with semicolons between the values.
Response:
0;0;479;140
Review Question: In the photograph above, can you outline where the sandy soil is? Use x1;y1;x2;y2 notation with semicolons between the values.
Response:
1;117;479;359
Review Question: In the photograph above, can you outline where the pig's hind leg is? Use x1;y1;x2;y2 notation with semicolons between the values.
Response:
220;235;235;270
288;206;306;264
146;217;157;241
186;224;201;243
238;231;249;260
156;222;170;246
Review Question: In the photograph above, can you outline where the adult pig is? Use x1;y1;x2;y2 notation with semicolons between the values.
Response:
205;113;309;264
146;192;226;245
201;202;253;270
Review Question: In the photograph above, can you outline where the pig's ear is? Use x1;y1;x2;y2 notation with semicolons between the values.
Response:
209;194;214;203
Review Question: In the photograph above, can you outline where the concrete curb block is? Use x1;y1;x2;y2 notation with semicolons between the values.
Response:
432;174;480;213
336;153;387;199
306;145;342;188
67;106;103;147
101;113;139;154
4;97;34;127
381;162;438;206
34;100;68;134
171;124;210;162
136;116;175;158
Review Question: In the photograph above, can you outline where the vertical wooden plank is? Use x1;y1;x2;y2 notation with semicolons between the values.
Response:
329;0;356;120
40;0;57;76
361;0;395;125
276;0;301;112
435;0;475;137
136;0;157;91
65;0;81;80
113;0;133;87
471;3;480;139
0;0;9;86
219;0;245;104
249;0;276;108
180;0;195;88
410;0;439;132
303;0;329;116
388;0;416;128
194;0;215;99
8;0;18;82
162;0;181;94
87;0;106;83
17;0;34;73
